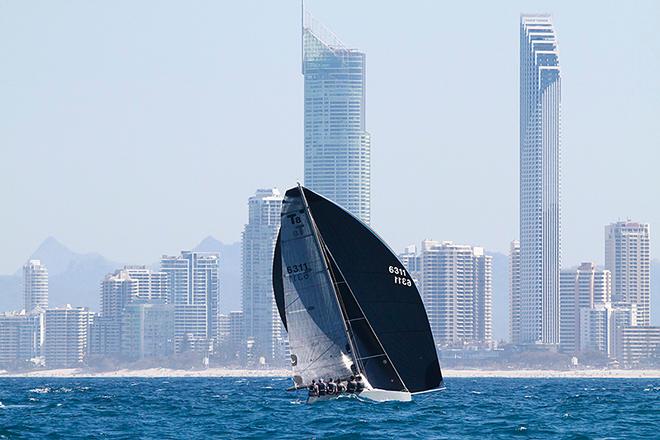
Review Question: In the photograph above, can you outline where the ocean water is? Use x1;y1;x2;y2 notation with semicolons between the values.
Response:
0;377;658;439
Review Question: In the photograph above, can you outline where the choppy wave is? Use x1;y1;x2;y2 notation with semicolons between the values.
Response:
0;377;658;438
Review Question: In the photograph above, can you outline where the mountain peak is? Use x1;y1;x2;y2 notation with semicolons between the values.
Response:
34;236;69;255
193;236;224;253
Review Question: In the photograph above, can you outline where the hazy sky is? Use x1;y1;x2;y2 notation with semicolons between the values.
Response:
1;0;659;274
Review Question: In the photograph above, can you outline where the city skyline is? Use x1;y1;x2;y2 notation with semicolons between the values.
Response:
2;1;659;274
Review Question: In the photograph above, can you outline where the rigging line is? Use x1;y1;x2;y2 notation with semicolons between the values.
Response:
320;238;410;393
284;296;301;310
324;254;366;374
296;184;362;375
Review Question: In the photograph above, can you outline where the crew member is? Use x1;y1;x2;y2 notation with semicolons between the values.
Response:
317;378;327;396
336;378;346;394
308;380;318;398
326;378;337;395
355;375;365;393
346;376;357;393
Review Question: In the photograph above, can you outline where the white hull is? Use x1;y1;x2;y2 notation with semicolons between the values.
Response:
359;389;412;402
306;389;412;404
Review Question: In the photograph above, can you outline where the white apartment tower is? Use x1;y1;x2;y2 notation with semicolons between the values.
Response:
23;259;48;312
559;263;611;354
509;240;521;344
398;245;421;287
519;15;562;346
122;266;170;303
420;240;492;347
303;8;371;224
242;188;284;366
161;251;220;353
605;221;651;326
43;305;93;368
0;311;40;365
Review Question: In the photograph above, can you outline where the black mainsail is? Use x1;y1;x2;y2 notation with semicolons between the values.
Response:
273;185;442;394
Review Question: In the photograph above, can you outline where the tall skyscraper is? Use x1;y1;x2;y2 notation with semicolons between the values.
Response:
241;189;283;366
302;8;370;223
605;221;651;326
161;251;220;353
519;15;562;346
420;240;492;347
559;263;611;354
509;240;521;344
23;260;48;312
43;305;93;368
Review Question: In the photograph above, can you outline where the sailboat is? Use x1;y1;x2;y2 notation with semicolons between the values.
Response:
272;185;442;403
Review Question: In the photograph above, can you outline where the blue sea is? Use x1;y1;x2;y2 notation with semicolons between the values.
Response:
0;377;658;439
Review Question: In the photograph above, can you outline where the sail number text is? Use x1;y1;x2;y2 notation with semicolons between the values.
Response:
286;213;306;237
389;266;412;287
287;263;310;274
287;262;311;281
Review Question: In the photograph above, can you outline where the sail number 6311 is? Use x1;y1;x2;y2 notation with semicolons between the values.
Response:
389;266;412;287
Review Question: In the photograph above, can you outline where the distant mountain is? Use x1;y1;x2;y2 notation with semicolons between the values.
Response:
0;237;120;312
193;236;242;314
0;236;244;316
490;252;508;342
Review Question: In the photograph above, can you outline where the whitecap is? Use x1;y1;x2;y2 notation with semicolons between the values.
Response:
29;387;51;394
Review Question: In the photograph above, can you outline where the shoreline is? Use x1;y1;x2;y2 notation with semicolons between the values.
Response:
0;367;658;379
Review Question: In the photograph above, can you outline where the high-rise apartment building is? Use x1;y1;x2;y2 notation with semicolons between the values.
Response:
609;303;637;361
605;221;651;326
559;263;611;354
121;303;174;360
519;15;562;346
620;326;660;367
509;240;521;344
579;305;610;355
43;305;93;368
302;9;370;224
420;240;492;347
122;266;170;303
242;189;284;366
217;310;245;365
0;311;40;366
95;270;138;356
161;251;220;353
92;266;170;358
23;260;48;312
399;245;421;287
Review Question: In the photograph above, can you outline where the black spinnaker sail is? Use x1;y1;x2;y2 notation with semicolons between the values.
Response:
273;186;442;393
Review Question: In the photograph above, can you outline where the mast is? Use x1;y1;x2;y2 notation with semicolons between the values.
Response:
296;183;362;376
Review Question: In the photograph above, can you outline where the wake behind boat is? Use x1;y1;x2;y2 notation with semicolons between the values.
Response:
272;185;442;403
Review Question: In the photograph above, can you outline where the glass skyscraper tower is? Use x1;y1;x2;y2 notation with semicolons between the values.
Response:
302;8;371;224
519;15;562;346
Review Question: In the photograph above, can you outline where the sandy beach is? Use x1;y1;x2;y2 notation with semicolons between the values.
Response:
1;367;658;379
441;369;660;379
